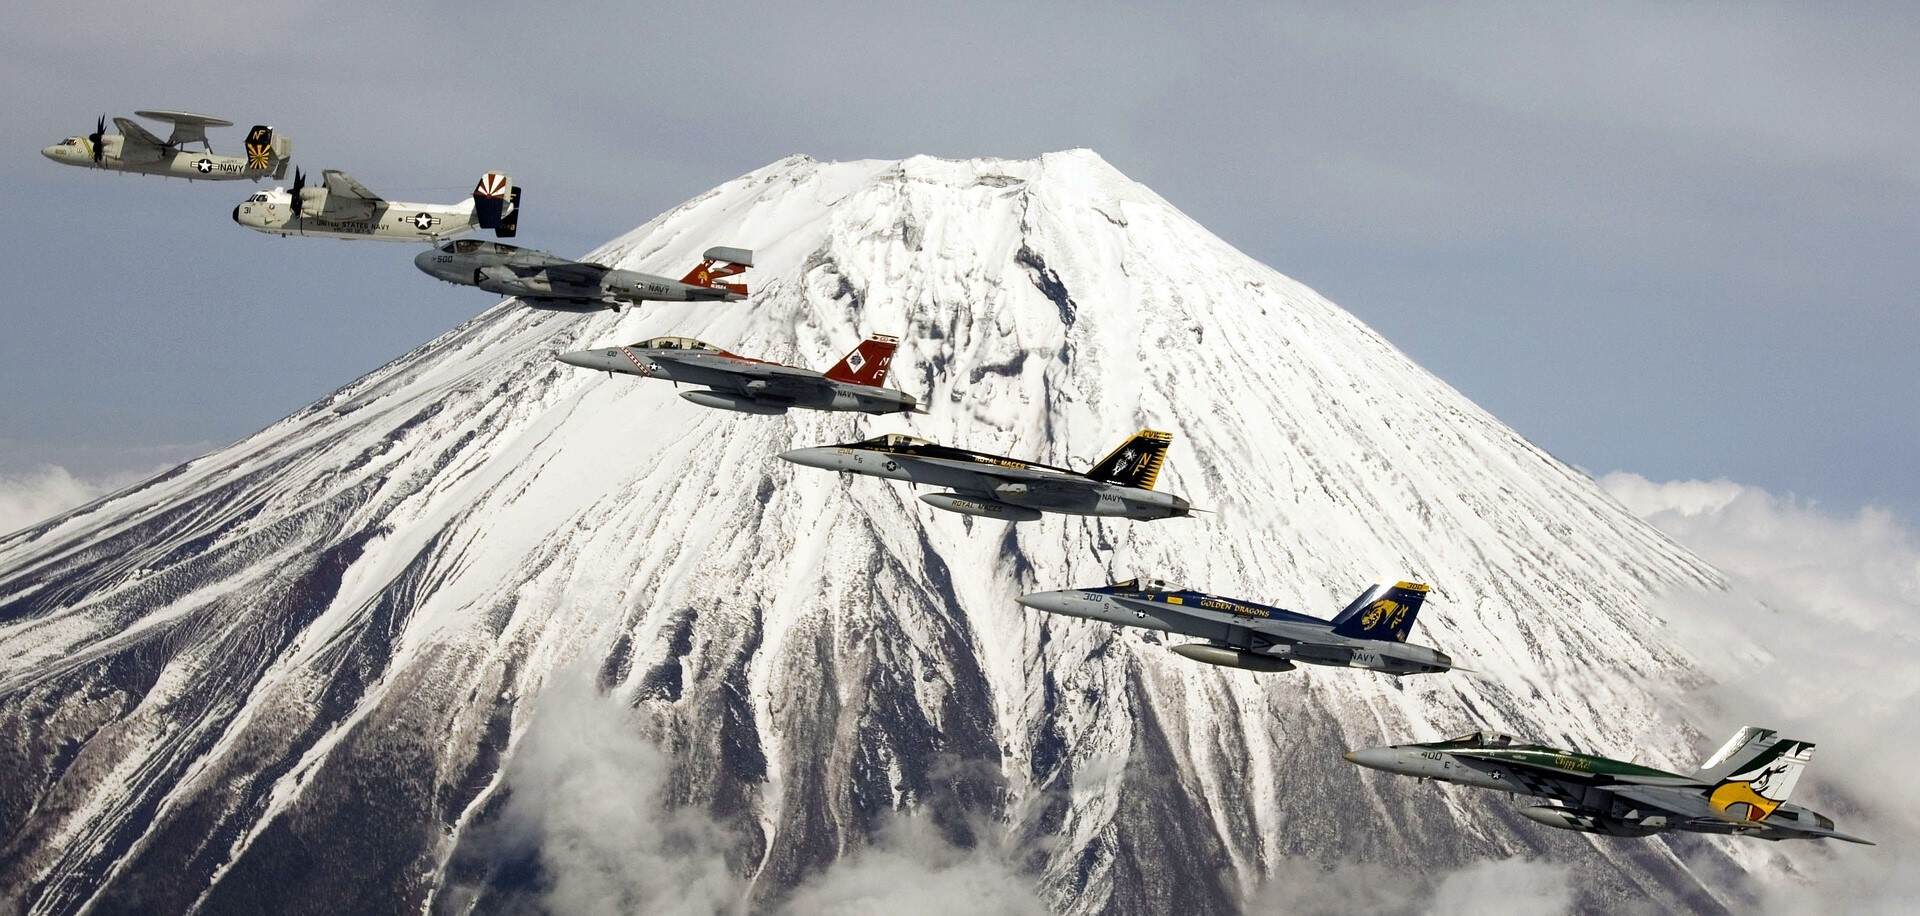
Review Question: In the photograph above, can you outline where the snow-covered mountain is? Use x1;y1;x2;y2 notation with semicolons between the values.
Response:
1;152;1767;913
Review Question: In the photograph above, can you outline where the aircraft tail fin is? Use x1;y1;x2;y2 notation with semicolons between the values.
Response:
473;172;518;234
680;246;753;296
496;186;521;238
823;335;899;387
1704;732;1815;824
244;125;288;175
1085;430;1173;490
1329;581;1430;642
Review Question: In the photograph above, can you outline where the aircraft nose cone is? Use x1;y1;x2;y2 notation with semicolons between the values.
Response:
231;205;241;224
778;447;836;470
412;249;437;271
1015;590;1078;616
555;350;600;370
1343;747;1401;773
41;146;61;161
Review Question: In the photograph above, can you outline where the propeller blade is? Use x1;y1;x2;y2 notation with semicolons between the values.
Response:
89;114;106;165
290;169;305;218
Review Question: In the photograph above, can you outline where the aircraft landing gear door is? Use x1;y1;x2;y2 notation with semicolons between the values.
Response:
1225;624;1254;650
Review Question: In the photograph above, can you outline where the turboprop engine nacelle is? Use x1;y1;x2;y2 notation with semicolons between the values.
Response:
1170;643;1296;673
680;390;788;415
295;185;329;214
919;493;1041;522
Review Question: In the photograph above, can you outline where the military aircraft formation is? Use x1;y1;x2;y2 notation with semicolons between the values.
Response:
46;108;1868;849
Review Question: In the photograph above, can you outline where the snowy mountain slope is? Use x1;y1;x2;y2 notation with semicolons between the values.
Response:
0;151;1782;913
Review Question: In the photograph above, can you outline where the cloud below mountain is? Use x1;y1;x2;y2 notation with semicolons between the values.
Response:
1601;472;1919;913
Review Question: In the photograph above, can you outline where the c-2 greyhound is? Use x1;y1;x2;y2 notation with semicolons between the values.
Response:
232;170;519;241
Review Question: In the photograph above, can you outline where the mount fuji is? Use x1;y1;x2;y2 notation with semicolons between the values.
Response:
0;151;1797;913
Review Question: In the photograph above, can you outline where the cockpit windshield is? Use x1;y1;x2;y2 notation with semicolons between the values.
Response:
247;193;270;203
633;336;717;351
1107;577;1174;592
1440;732;1516;747
860;433;930;449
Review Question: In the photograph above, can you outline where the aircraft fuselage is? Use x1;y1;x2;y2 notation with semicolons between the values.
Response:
1017;586;1453;675
42;136;274;182
234;190;480;241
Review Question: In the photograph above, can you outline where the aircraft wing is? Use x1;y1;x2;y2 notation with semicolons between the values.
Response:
908;456;1084;487
321;170;384;203
1598;784;1726;823
650;351;824;384
112;117;167;151
542;262;612;287
895;455;1096;499
1592;784;1871;842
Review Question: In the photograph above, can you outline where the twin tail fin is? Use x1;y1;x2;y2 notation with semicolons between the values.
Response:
1329;581;1430;642
823;335;900;387
1086;430;1173;490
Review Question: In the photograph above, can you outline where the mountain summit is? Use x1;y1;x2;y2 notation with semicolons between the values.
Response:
3;152;1743;913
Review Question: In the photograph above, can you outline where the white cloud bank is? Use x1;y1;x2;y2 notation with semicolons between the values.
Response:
465;671;1046;916
1244;856;1574;916
459;477;1920;915
1601;473;1920;914
0;465;119;536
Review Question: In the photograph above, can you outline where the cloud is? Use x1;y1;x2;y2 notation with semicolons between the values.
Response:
0;464;141;535
459;670;1046;916
778;817;1046;916
1600;473;1920;912
465;672;744;916
1243;856;1574;916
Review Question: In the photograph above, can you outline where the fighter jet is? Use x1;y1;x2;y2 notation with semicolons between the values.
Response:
415;241;752;310
557;335;916;415
43;111;290;181
1018;579;1455;675
780;430;1189;522
1345;726;1872;844
232;169;519;241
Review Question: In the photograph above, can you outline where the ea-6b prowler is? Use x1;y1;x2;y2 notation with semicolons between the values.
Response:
1345;727;1871;844
232;170;520;241
558;335;916;415
415;241;752;310
43;111;290;181
780;430;1189;522
1018;579;1455;675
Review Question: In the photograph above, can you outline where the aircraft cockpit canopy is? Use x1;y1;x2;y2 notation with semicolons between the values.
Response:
861;433;930;449
1108;577;1174;592
1439;732;1519;747
245;192;270;203
442;239;519;255
633;336;717;352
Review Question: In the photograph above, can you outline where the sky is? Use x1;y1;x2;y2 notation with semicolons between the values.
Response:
0;1;1915;524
